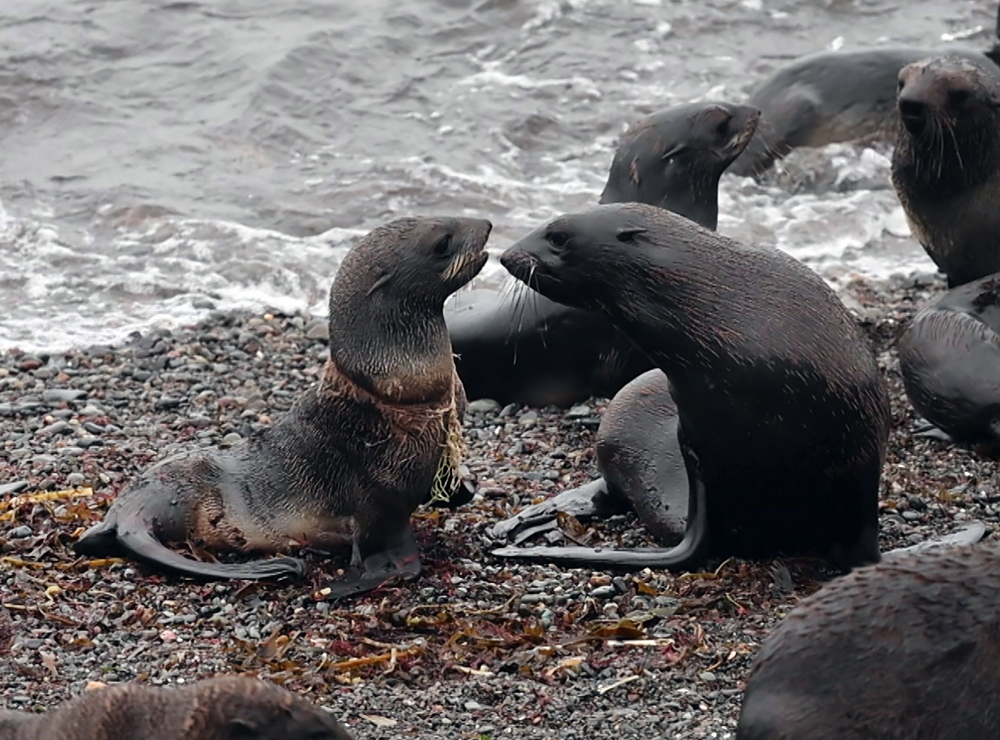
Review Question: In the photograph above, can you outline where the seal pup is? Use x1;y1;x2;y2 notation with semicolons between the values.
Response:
492;202;891;571
0;675;354;739
736;543;1000;740
74;216;490;597
897;273;1000;447
891;56;1000;288
447;102;761;408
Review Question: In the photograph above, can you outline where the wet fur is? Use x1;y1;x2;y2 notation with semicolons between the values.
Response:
891;56;1000;287
447;102;759;408
737;544;1000;740
0;676;353;740
74;216;489;583
732;32;1000;178
495;203;890;571
898;273;1000;446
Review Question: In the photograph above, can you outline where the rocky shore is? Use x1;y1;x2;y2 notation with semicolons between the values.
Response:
0;274;995;739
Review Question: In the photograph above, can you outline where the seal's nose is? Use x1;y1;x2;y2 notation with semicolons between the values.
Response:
898;96;927;137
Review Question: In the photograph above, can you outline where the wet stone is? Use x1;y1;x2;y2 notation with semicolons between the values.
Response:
41;389;87;403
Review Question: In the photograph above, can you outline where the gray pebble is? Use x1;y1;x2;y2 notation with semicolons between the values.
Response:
220;432;242;447
0;480;28;496
467;398;500;415
42;389;87;403
9;526;32;538
591;585;617;599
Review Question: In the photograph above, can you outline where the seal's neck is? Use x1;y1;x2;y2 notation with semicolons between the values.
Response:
326;294;455;405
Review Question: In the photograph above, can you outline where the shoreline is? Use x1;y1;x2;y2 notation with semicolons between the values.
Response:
0;273;995;739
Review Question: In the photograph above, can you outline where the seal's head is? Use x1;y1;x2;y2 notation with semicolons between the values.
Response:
192;678;355;740
894;56;1000;190
501;202;687;314
333;216;491;312
328;216;491;400
600;102;760;229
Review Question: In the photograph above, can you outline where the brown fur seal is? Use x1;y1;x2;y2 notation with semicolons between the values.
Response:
891;56;1000;287
492;202;890;571
446;102;760;408
897;273;1000;447
730;4;1000;178
737;543;1000;740
74;216;490;597
0;675;353;739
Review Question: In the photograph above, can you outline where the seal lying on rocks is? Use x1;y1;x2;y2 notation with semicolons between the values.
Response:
0;675;354;740
74;216;490;597
492;202;891;571
891;55;1000;288
446;102;760;408
897;273;1000;448
730;5;1000;178
736;543;1000;740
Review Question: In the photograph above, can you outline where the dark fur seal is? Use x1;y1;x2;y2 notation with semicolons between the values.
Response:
74;216;490;597
891;56;1000;288
897;273;1000;447
447;102;760;408
736;543;1000;740
492;202;890;571
490;369;688;546
0;675;353;740
730;5;1000;178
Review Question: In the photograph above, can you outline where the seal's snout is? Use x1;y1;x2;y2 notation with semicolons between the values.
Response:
499;246;536;283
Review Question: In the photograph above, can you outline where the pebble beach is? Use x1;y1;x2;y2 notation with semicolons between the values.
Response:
0;273;996;739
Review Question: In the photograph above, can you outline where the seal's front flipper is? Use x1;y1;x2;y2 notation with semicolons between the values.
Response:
319;524;422;601
882;521;987;561
913;423;954;442
488;479;629;542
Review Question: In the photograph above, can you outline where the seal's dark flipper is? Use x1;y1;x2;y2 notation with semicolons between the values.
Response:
882;522;987;561
913;424;954;442
491;474;712;572
319;524;422;601
488;479;629;542
75;522;305;581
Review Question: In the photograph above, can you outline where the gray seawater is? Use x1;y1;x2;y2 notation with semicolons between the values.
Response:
0;0;995;351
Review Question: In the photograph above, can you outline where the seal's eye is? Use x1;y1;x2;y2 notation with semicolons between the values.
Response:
714;117;730;138
662;147;685;166
433;234;453;257
948;89;973;107
897;78;905;92
547;231;570;248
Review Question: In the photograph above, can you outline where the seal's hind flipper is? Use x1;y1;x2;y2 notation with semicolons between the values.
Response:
882;521;987;561
488;479;629;542
492;474;712;572
77;522;305;581
318;524;422;601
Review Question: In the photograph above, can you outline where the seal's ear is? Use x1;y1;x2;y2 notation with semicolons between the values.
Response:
616;228;647;244
367;272;393;296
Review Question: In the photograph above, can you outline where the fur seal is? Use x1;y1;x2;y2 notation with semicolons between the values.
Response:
74;216;490;597
0;675;353;739
447;102;760;408
492;202;891;571
736;543;1000;740
891;56;1000;288
897;273;1000;447
730;6;1000;178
